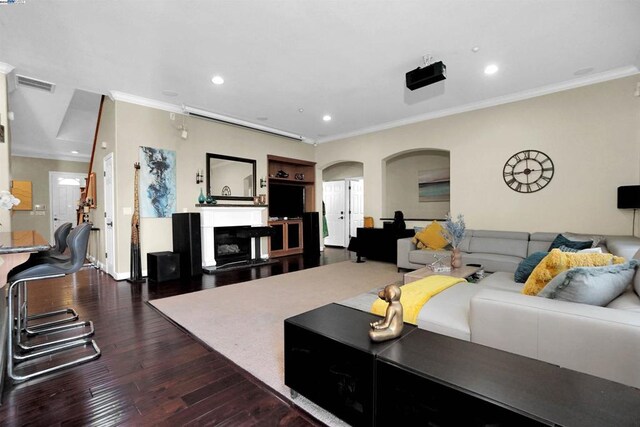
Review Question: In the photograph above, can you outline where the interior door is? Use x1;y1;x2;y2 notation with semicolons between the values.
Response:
323;180;346;247
49;171;86;241
348;178;364;240
104;153;116;277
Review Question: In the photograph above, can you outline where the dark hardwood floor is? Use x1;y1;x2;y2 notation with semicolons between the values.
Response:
0;248;351;426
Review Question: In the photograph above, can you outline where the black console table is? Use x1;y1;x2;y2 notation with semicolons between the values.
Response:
355;228;414;263
284;304;640;426
284;304;415;426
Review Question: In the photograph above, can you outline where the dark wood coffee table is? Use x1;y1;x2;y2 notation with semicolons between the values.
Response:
285;304;640;426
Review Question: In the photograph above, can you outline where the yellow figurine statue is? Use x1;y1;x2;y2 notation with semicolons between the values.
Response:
369;284;404;342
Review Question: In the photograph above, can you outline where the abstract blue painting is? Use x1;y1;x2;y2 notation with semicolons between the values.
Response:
139;146;176;218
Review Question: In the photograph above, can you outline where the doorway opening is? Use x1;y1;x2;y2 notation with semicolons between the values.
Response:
322;161;364;248
48;171;86;241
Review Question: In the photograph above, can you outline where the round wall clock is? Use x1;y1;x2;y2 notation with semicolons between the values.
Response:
503;150;554;193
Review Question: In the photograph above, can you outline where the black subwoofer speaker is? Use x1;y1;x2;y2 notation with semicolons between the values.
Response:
172;212;202;277
303;212;320;257
147;251;180;282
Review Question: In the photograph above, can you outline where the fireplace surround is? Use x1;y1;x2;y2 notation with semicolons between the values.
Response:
198;205;269;269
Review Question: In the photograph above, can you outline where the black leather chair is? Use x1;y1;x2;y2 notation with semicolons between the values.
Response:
6;222;101;382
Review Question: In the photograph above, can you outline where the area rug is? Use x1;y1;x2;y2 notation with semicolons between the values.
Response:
149;260;402;426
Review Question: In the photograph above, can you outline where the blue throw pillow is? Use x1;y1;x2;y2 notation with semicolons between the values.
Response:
548;234;592;251
538;260;639;306
514;251;549;283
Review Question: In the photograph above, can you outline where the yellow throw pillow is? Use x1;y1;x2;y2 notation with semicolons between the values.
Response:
414;221;449;250
522;249;625;296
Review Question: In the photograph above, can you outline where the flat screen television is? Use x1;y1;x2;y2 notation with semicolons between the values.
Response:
269;184;305;218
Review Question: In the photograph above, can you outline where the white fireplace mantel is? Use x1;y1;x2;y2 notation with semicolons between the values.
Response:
197;205;268;266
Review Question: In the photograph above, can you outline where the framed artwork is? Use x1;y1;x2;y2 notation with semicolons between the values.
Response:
0;124;5;143
418;168;450;202
139;146;176;218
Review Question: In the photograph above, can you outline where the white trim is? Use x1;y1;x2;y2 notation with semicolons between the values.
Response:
0;62;15;74
12;151;90;163
317;66;640;144
109;91;184;114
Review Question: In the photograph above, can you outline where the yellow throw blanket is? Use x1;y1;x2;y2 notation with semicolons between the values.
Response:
372;275;466;324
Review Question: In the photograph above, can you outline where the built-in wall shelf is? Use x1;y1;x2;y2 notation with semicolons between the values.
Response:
268;177;314;185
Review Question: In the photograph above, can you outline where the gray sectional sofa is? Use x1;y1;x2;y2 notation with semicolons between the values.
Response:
341;230;640;390
397;229;561;272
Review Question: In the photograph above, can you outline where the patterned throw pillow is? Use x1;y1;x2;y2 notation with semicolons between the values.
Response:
548;234;592;251
522;249;625;296
413;221;449;250
558;245;579;253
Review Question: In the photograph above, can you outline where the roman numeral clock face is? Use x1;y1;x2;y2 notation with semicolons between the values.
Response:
503;150;554;193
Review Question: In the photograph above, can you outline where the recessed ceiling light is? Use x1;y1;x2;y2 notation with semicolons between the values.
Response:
71;150;79;154
298;108;304;113
322;115;332;122
484;64;499;75
471;46;480;53
211;75;224;85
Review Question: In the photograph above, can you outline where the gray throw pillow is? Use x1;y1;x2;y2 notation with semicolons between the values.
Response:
633;249;640;296
538;260;639;306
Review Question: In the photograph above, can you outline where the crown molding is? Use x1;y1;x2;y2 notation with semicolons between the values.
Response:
11;150;90;163
318;66;640;144
109;91;183;114
0;62;15;74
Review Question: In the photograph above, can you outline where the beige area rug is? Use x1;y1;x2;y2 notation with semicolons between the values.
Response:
149;260;402;426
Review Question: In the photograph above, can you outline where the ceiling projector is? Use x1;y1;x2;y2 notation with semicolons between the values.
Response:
406;61;447;91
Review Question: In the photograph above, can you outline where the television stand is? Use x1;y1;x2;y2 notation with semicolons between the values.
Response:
268;219;303;257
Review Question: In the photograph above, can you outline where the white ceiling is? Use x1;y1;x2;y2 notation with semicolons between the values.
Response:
1;0;639;161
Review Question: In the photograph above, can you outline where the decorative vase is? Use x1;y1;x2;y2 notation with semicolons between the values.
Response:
205;193;216;205
451;247;462;268
198;188;206;204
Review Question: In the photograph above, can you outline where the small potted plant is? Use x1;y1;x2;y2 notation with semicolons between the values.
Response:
442;213;466;268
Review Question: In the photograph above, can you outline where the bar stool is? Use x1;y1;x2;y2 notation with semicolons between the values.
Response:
13;222;80;332
6;222;101;382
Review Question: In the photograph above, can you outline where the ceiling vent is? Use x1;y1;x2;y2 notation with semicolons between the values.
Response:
15;74;56;93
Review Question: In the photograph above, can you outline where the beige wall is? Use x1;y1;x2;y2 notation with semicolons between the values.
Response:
322;161;363;181
10;157;88;238
102;101;314;278
385;150;450;220
316;75;640;235
0;72;10;229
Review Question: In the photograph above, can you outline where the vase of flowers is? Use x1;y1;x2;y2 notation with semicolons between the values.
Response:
0;190;20;228
442;213;466;268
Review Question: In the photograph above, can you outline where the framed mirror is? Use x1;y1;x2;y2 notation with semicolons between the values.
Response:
206;153;256;201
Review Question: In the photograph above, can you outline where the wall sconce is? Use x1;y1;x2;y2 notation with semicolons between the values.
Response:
196;169;204;184
260;177;267;188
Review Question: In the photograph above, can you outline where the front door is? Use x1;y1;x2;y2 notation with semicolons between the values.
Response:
49;171;86;241
323;180;347;247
